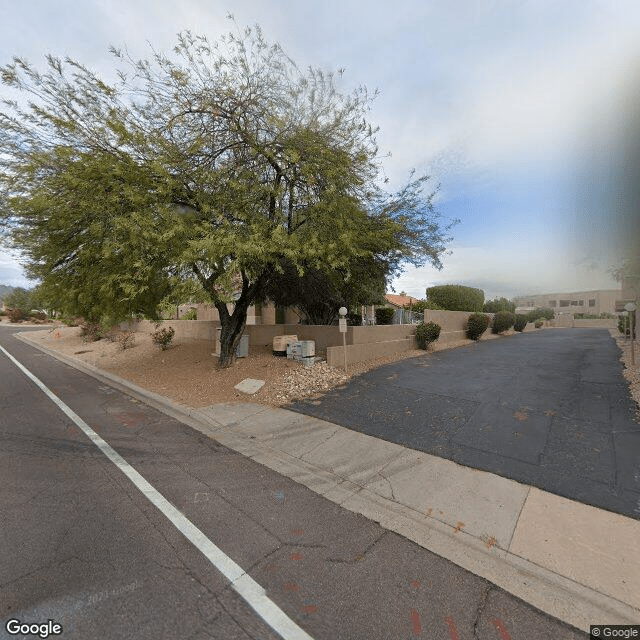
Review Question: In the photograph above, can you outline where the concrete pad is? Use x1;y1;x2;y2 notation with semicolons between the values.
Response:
197;402;267;427
251;418;340;459
234;378;265;394
301;429;407;485
341;488;640;631
510;488;640;609
365;454;530;549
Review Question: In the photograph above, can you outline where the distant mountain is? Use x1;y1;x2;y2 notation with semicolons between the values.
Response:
0;284;16;299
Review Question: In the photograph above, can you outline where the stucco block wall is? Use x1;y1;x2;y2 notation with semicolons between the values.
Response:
121;319;220;341
424;310;495;332
327;338;417;367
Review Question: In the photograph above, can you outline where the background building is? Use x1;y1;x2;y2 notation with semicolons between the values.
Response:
513;289;620;317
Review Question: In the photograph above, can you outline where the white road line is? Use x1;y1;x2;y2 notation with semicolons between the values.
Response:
0;345;315;640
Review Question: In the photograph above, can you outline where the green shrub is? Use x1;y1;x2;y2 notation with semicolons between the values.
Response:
492;311;515;334
513;315;528;332
412;299;444;313
347;312;362;326
181;308;197;320
426;284;484;312
7;308;24;323
483;297;516;313
416;321;441;349
152;325;175;350
375;307;395;325
80;321;104;342
525;307;555;322
466;313;490;340
534;319;544;328
618;315;636;338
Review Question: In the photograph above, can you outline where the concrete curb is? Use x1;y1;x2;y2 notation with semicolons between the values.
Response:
15;331;640;633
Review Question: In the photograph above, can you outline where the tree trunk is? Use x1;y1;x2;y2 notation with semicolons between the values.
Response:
217;309;247;369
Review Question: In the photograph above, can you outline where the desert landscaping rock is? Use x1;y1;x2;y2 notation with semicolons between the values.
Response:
20;324;426;407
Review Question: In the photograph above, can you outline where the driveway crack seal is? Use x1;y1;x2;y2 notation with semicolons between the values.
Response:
326;530;386;564
473;584;492;639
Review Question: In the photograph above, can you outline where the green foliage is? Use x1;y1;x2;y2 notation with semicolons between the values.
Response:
426;285;484;312
375;307;396;325
534;319;545;328
491;311;515;334
618;314;636;338
181;308;197;320
4;287;33;314
411;299;443;313
266;255;387;325
152;325;175;350
483;297;515;313
347;312;363;326
416;321;441;349
525;307;555;322
0;23;457;366
513;315;528;332
466;313;490;340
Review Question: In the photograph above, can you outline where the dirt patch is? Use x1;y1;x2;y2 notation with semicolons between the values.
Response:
23;325;425;408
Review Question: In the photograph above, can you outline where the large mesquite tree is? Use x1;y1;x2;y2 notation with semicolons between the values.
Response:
0;24;456;367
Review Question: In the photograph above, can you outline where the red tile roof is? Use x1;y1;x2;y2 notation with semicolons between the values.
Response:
385;294;420;308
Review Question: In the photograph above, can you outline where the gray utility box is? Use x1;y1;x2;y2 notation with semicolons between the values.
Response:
215;328;249;358
286;340;315;360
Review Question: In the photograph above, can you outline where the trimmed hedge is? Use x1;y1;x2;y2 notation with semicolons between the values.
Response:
466;313;490;340
375;307;395;325
347;312;363;326
416;321;441;349
492;311;515;334
513;315;528;332
426;284;484;312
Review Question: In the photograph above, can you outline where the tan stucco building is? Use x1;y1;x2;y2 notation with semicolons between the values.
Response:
513;289;621;316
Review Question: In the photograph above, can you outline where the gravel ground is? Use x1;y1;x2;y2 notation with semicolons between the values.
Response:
611;329;640;420
20;324;426;408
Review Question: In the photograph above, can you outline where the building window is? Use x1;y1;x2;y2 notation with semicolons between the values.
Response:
548;300;557;307
589;299;596;307
560;300;570;307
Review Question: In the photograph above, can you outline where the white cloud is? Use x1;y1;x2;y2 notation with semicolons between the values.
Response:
391;242;620;301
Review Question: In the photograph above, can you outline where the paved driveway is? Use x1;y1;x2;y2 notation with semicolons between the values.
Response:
291;329;640;519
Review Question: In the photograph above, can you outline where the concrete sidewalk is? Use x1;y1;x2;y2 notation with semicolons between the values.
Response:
15;332;640;633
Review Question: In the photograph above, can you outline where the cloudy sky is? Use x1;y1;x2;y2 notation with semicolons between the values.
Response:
2;0;640;300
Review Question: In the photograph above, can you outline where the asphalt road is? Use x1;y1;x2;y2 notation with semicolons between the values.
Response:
0;326;587;639
291;328;640;520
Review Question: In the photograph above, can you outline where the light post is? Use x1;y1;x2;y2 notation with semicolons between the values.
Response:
338;307;348;372
625;303;637;366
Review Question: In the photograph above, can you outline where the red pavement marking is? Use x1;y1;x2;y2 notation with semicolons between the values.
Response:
411;609;422;635
445;616;460;640
291;528;305;535
411;580;421;589
301;604;317;614
491;618;512;640
283;583;299;592
289;552;303;561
